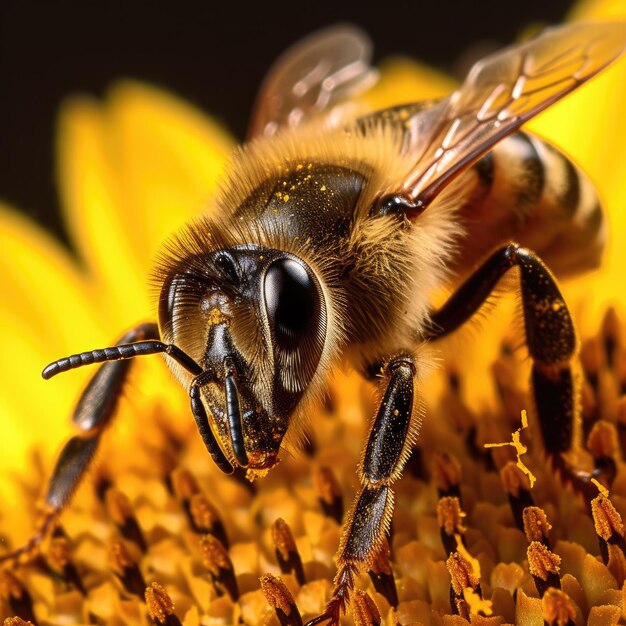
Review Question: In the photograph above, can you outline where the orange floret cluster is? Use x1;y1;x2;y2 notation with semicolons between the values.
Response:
0;309;625;625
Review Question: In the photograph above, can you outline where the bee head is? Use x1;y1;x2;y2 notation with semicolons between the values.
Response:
158;245;327;472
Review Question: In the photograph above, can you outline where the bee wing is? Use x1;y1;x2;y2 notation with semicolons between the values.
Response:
247;24;377;140
397;21;626;208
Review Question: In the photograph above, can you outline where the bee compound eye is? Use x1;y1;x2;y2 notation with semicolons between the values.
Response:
263;257;318;349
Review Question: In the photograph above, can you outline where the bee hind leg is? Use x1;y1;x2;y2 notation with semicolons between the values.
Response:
305;356;417;625
0;322;162;565
429;242;603;497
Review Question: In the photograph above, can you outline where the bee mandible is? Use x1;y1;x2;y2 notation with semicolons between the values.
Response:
3;21;626;625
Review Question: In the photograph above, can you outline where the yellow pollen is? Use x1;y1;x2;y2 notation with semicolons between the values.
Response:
271;518;297;561
591;494;624;540
207;308;229;327
484;409;536;488
437;497;466;536
200;535;231;574
145;582;176;622
260;574;295;615
247;467;270;481
352;589;381;624
454;534;481;580
592;478;610;497
527;541;561;579
463;587;493;616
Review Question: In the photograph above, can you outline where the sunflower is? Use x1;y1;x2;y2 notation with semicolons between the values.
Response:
0;1;625;624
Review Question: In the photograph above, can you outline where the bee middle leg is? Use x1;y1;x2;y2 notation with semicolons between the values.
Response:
428;243;603;495
306;356;417;625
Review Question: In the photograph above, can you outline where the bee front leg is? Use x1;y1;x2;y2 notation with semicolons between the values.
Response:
429;243;600;495
0;322;160;564
306;356;417;625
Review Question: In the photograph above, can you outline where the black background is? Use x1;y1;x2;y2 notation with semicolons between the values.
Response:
0;0;574;247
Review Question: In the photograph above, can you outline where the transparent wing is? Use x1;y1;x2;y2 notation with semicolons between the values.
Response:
397;21;626;207
247;24;377;140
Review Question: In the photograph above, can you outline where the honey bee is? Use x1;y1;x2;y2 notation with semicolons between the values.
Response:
3;21;626;625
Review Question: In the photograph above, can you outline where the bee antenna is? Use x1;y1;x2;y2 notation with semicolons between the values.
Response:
42;340;202;379
224;357;249;467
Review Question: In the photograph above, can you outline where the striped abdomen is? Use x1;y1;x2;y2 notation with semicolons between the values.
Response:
456;131;606;278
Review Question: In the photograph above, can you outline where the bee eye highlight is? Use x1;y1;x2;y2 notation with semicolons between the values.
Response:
264;258;318;348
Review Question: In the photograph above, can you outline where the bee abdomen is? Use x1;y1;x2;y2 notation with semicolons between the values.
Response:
465;131;606;278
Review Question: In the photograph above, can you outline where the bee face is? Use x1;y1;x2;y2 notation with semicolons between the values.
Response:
158;245;327;469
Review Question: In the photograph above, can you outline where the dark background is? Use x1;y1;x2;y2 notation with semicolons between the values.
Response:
0;0;574;247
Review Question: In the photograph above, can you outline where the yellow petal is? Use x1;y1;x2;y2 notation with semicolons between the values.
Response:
0;205;105;476
363;58;456;109
58;83;234;326
102;81;234;264
57;96;150;322
569;0;626;21
0;205;103;348
0;308;73;478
